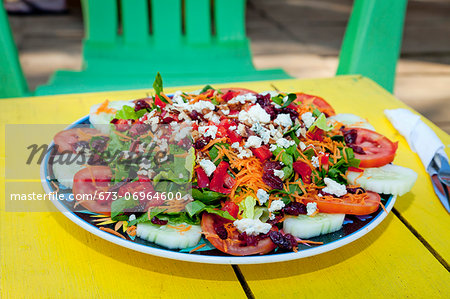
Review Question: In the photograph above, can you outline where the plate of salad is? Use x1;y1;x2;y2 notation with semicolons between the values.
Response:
41;74;417;264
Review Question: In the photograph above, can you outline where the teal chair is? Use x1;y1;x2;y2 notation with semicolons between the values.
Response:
0;1;29;98
35;0;292;95
0;0;407;98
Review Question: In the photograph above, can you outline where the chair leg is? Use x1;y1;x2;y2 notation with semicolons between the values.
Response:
336;0;408;93
0;1;29;98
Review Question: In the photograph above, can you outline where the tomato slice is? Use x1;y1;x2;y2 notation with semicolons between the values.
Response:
72;166;113;213
345;128;398;168
201;213;276;256
303;191;381;215
53;128;104;153
219;88;258;95
295;93;336;117
117;181;163;211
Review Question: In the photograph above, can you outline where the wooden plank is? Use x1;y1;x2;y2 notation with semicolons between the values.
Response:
151;0;182;45
185;0;211;44
0;76;448;296
81;0;117;44
0;204;246;297
121;0;149;44
239;215;449;297
0;110;246;297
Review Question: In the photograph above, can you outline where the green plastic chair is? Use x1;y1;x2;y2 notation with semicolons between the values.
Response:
0;1;29;98
0;0;407;98
35;0;291;95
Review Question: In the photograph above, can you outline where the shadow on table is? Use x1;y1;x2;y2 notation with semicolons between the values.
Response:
49;200;394;281
239;212;395;280
49;207;236;281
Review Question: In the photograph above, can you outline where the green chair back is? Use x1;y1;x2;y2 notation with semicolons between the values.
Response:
337;0;408;93
34;0;290;95
0;1;28;98
0;0;408;97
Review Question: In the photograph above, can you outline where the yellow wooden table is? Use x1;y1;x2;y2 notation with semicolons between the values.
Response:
1;76;449;298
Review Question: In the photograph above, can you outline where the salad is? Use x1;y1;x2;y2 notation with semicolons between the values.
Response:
50;74;417;256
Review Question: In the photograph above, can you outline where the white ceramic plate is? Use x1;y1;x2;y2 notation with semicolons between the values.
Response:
41;115;396;264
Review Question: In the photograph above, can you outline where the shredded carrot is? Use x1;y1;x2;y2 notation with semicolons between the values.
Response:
202;137;227;152
167;224;192;234
113;130;132;140
297;239;324;245
126;225;137;237
161;93;173;104
95;99;116;114
115;221;123;231
189;243;206;254
50;181;60;193
100;227;127;239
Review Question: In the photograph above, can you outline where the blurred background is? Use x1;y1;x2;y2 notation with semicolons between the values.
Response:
5;0;450;133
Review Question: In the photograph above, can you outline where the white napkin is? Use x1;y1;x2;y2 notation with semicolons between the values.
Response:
384;108;448;171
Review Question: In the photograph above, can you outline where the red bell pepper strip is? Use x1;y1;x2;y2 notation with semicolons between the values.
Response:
195;167;210;188
210;161;232;194
293;161;312;184
154;95;167;108
221;202;239;219
252;145;272;162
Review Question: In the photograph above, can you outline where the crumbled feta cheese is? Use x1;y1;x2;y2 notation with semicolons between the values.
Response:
229;93;257;104
199;159;216;176
256;189;269;205
144;116;160;132
276;138;295;148
191;100;215;112
237;123;247;136
299;141;306;151
228;125;237;131
198;125;218;139
273;169;285;179
237;149;253;159
274;114;293;128
251;122;271;144
269;214;276;220
322;178;348;197
233;218;272;236
137;169;148;176
248;104;271;123
238;110;251;123
231;142;240;149
172;90;184;104
129;214;136;221
301;112;316;128
222;109;230;115
295;126;306;138
268;199;285;213
139;159;152;169
306;202;318;216
260;91;279;98
311;156;320;168
240;104;271;124
245;136;262;148
204;111;220;124
174;126;191;142
269;144;278;152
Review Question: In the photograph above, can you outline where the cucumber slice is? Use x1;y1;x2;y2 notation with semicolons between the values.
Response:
52;154;86;189
327;113;375;130
347;164;417;196
283;213;345;239
89;100;134;134
136;222;202;249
